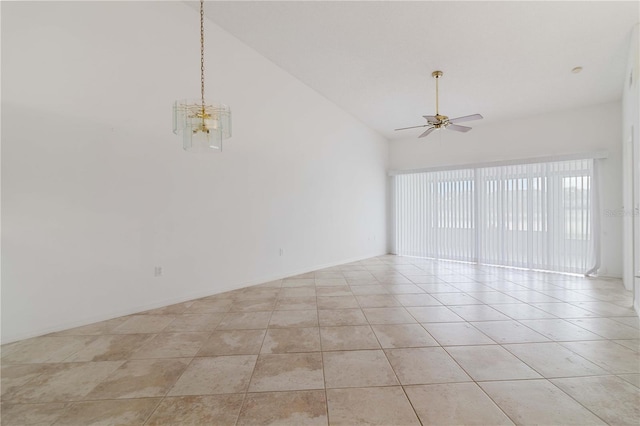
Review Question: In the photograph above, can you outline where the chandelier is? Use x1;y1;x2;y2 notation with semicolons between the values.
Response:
173;0;231;152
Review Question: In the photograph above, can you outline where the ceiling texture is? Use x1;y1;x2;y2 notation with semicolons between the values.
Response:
204;1;639;140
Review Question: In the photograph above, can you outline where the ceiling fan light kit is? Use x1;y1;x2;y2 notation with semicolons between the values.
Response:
395;70;483;139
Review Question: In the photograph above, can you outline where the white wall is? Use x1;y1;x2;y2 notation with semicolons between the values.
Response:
389;102;623;278
1;2;388;343
621;24;639;310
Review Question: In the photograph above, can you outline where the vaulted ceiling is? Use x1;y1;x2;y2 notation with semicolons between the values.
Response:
203;1;639;140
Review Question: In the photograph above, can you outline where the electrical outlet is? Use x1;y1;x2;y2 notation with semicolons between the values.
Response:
154;266;162;277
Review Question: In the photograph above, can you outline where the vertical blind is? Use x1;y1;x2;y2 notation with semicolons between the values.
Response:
393;159;598;275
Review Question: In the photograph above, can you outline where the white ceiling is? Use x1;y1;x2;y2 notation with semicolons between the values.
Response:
204;1;639;140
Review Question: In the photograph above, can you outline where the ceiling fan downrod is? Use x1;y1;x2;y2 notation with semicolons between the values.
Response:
432;70;442;115
432;70;447;125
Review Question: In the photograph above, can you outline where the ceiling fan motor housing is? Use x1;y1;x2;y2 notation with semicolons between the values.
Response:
434;114;449;127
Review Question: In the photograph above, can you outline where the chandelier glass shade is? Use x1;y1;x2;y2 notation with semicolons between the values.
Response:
173;0;231;152
173;100;231;152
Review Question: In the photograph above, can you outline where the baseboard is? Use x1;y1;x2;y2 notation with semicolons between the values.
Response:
1;251;387;345
596;273;624;280
250;251;389;285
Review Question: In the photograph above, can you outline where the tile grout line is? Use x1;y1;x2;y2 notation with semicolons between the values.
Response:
233;284;281;425
316;271;331;426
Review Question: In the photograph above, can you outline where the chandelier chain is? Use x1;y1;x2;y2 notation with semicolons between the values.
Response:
200;0;205;112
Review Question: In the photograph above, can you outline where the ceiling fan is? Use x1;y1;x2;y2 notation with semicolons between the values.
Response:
395;71;483;138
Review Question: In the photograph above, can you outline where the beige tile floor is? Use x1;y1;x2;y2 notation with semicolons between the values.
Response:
1;255;639;425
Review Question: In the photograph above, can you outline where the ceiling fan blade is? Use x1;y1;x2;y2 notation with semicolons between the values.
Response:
418;127;436;138
447;124;472;133
395;124;428;131
448;114;483;124
422;115;439;124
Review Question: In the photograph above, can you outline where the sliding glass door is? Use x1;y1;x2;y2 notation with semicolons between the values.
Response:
393;159;597;274
395;169;475;262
